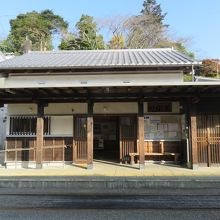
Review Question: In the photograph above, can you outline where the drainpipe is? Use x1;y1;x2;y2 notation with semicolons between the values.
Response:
192;65;195;82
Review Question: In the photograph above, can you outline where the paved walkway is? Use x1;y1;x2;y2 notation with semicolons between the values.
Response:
0;160;220;176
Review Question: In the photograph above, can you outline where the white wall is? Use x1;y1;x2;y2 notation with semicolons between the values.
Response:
4;72;184;89
94;102;138;114
7;102;180;117
7;103;87;115
45;103;87;114
8;104;37;115
50;116;73;136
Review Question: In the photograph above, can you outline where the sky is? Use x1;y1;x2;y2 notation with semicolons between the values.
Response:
0;0;219;59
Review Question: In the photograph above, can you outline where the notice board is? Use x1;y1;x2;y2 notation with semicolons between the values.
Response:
144;115;181;140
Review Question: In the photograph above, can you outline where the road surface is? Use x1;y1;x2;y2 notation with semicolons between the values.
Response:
0;193;220;220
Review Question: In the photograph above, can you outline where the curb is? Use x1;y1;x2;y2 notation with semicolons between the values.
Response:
0;176;220;190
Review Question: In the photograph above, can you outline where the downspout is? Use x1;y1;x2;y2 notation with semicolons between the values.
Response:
192;65;195;82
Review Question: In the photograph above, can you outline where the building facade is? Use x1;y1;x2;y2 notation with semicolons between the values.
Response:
0;48;219;170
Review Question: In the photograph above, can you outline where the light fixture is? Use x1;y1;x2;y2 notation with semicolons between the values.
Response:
28;106;33;113
106;87;110;93
103;106;107;112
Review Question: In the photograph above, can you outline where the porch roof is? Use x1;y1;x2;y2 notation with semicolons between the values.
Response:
0;48;200;72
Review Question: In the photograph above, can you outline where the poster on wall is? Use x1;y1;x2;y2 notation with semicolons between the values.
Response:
144;115;181;140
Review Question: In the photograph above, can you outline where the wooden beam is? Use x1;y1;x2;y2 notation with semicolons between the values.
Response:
190;103;198;169
5;89;16;95
38;89;49;95
36;103;44;169
138;100;145;170
87;100;94;169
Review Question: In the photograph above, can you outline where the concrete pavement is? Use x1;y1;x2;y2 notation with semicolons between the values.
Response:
1;161;220;177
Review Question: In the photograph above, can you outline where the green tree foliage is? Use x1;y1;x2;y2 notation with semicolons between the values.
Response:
155;40;194;58
108;35;125;49
0;38;16;53
201;59;220;77
141;0;166;24
6;10;68;53
59;15;105;50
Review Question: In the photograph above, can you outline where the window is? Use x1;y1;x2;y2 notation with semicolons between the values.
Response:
9;116;51;135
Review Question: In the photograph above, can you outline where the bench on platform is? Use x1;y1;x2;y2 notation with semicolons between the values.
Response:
129;152;180;165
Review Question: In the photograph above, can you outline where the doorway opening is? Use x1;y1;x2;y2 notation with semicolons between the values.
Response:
93;116;119;162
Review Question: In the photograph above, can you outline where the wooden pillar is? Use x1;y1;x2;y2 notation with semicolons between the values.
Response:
138;100;145;170
207;127;211;167
87;100;94;169
190;103;198;170
184;101;191;168
36;103;44;169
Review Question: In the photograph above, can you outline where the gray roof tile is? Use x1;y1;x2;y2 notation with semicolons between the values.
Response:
0;48;200;70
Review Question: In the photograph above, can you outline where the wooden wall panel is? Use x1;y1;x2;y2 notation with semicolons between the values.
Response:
196;114;220;166
6;138;36;162
54;138;64;161
120;117;137;163
44;139;53;161
73;117;87;163
6;137;72;162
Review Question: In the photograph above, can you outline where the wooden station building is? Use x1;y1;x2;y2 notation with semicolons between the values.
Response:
0;48;219;170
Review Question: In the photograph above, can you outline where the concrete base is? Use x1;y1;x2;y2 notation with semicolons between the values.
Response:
187;162;191;169
36;164;43;169
192;164;199;170
6;161;67;169
87;164;93;170
139;164;145;170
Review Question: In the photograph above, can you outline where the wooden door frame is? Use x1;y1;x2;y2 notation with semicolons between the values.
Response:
72;115;88;164
119;115;137;164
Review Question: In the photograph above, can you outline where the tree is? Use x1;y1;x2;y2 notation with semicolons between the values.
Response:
201;59;220;77
155;39;195;58
141;0;166;24
125;13;166;48
59;14;105;50
0;38;15;53
108;35;125;49
125;0;167;48
8;10;68;53
98;16;127;49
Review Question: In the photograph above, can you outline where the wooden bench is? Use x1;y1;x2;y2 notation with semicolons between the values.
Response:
129;152;180;165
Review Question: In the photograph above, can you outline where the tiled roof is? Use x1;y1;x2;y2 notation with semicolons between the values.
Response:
0;48;200;70
0;52;6;63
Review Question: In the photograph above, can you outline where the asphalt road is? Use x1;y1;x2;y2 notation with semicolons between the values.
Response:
0;193;220;220
1;209;220;220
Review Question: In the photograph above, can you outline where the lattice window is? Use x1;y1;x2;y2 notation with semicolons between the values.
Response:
9;116;51;135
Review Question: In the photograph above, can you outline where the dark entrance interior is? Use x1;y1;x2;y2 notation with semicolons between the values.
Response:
93;116;119;162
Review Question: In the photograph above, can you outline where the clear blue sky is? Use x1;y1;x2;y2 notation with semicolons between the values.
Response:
0;0;219;59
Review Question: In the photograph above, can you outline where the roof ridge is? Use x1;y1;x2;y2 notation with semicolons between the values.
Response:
28;48;174;54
